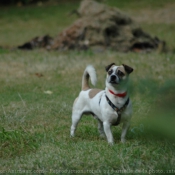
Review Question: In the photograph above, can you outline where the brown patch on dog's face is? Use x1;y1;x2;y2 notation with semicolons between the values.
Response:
89;89;102;99
105;63;115;72
117;65;127;77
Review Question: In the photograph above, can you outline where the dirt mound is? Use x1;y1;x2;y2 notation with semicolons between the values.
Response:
18;0;166;52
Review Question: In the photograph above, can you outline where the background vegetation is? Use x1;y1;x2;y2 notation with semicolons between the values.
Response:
0;0;51;5
0;0;175;174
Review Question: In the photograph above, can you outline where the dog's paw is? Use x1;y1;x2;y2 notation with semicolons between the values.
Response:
108;141;114;146
121;138;126;143
99;133;106;139
70;134;75;138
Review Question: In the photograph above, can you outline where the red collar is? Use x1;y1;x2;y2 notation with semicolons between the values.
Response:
109;89;127;98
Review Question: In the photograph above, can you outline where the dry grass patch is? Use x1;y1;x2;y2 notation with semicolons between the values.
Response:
130;3;175;24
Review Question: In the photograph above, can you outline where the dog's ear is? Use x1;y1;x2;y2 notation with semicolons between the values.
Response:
122;64;133;74
105;63;115;72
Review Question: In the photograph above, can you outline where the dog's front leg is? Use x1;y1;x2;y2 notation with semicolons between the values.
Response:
121;121;130;143
97;119;105;138
103;121;114;145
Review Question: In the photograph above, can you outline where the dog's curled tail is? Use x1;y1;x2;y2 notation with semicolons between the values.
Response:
82;65;97;91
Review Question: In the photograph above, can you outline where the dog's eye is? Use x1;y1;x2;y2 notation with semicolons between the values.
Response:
118;70;124;77
108;69;113;75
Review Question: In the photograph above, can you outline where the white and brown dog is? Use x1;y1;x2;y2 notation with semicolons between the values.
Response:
70;63;133;144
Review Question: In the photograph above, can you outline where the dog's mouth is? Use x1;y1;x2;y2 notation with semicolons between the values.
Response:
109;75;119;84
110;80;119;84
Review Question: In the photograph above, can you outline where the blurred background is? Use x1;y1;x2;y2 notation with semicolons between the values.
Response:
0;0;175;171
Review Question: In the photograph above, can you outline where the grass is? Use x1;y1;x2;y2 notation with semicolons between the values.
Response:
106;0;175;9
0;0;175;174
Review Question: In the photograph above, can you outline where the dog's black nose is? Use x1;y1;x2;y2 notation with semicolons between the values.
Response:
111;75;116;81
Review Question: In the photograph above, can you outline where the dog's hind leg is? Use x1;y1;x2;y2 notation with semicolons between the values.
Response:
70;111;82;137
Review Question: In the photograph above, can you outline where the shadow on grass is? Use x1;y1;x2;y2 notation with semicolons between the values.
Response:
129;79;175;143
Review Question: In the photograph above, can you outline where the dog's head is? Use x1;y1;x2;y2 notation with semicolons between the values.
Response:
105;63;133;87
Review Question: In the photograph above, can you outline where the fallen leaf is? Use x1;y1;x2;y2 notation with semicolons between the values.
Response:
44;90;53;95
35;73;44;77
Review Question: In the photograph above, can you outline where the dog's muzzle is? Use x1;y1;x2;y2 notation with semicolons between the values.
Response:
109;75;119;84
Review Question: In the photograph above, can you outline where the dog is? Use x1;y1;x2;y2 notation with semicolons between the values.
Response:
70;63;133;144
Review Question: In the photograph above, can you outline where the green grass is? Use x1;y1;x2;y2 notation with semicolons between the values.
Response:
106;0;175;9
0;1;175;174
0;2;79;46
